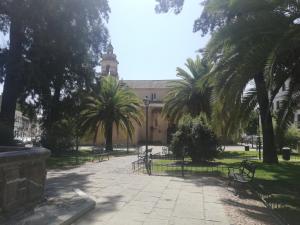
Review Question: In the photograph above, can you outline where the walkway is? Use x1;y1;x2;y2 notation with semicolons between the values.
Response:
46;153;230;225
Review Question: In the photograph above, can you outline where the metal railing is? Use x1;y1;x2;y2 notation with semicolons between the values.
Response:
132;147;152;175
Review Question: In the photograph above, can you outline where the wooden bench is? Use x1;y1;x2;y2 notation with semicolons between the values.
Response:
92;147;109;162
228;160;256;189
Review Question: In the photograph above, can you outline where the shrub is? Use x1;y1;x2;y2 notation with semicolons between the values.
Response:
275;124;300;151
284;125;300;149
169;122;193;158
190;122;218;162
169;116;218;162
41;119;76;154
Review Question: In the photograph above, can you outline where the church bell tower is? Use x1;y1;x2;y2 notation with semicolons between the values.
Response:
100;43;119;78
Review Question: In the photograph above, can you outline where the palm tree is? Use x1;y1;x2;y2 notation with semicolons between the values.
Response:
163;56;212;123
196;0;300;164
80;76;143;151
155;0;300;164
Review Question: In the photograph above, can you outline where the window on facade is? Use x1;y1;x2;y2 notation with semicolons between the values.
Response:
282;83;286;91
151;93;157;101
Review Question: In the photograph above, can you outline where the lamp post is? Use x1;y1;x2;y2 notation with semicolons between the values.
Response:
143;96;150;161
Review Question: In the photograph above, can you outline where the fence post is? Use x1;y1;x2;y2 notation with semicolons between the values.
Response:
149;153;152;175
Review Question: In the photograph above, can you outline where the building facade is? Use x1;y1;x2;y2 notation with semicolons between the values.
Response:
81;44;174;146
0;95;41;142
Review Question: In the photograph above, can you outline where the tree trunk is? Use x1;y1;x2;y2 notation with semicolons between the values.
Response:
93;124;99;146
254;73;278;164
0;16;24;145
105;123;113;151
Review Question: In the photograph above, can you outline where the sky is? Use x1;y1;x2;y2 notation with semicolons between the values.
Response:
0;0;209;94
107;0;209;80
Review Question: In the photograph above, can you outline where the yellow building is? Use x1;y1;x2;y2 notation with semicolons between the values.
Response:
81;44;175;146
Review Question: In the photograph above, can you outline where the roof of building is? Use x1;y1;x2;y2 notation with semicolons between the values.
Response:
123;80;178;89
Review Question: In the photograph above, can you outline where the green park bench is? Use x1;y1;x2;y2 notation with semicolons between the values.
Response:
228;160;256;190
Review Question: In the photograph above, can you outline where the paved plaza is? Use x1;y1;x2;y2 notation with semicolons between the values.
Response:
46;150;230;225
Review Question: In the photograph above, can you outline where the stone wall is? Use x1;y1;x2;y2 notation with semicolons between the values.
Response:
0;147;50;215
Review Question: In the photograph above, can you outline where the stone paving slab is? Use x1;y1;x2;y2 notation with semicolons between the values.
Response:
43;155;230;225
3;189;95;225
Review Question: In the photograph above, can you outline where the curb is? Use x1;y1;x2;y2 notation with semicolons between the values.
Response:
4;189;96;225
58;189;96;225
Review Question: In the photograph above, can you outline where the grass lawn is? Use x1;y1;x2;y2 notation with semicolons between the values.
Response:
152;150;300;225
47;146;137;170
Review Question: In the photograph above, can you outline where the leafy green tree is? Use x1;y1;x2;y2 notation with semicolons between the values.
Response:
163;56;211;123
80;76;143;151
41;117;76;155
0;0;110;145
155;0;185;14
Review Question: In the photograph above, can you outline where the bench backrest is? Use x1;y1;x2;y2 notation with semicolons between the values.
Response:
92;146;105;154
240;160;256;181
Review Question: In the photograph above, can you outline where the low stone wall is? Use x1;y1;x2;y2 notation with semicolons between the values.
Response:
0;147;50;215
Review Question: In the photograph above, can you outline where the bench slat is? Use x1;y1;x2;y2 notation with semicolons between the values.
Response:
228;160;256;184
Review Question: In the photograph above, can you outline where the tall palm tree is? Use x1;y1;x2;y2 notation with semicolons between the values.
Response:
155;0;300;164
80;76;143;151
163;56;212;123
197;0;300;163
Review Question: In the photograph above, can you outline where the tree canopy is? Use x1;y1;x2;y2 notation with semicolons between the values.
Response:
163;56;211;123
156;0;300;163
0;0;110;145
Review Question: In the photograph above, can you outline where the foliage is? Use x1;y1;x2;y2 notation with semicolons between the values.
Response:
169;115;218;162
285;126;300;149
169;118;192;158
244;111;259;136
80;76;143;151
155;0;184;14
0;0;110;144
163;56;211;123
156;0;300;164
41;118;76;154
276;124;300;150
